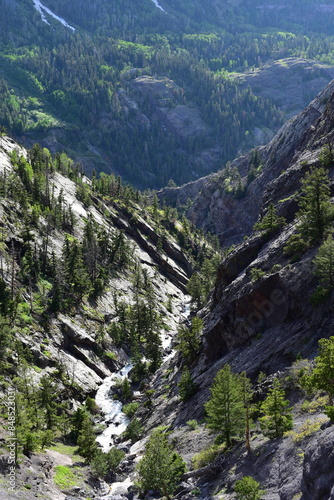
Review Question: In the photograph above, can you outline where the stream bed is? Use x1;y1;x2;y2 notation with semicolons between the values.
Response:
95;363;133;452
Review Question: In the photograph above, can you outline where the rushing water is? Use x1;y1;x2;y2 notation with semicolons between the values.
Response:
95;363;133;452
95;299;191;452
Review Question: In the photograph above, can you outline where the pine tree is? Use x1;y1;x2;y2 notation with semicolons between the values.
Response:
187;272;205;309
178;366;197;402
239;371;253;452
311;336;334;406
313;233;334;288
205;364;245;446
253;203;285;236
39;376;58;430
297;166;334;243
259;378;293;439
61;236;90;308
137;429;186;499
176;316;202;362
77;416;98;462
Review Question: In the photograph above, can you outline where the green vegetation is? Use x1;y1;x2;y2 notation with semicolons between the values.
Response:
178;366;198;401
187;255;221;309
297;166;334;243
176;316;203;362
286;418;328;443
284;165;334;262
0;140;222;473
137;429;186;499
54;465;80;490
253;203;285;236
91;448;125;478
186;419;198;430
259;379;293;439
313;233;334;289
205;365;251;446
250;268;266;282
48;443;83;463
234;476;266;500
310;336;334;411
77;417;98;462
123;417;143;443
122;402;140;418
191;444;223;470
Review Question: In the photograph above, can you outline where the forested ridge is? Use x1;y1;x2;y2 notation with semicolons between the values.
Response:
2;0;334;187
0;0;333;187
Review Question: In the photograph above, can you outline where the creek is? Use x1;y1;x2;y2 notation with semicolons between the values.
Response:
95;362;133;452
95;299;191;452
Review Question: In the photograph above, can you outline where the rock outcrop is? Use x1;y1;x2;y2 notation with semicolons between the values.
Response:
159;78;334;246
236;57;334;119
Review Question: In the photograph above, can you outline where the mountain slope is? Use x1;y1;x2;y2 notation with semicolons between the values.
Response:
149;79;334;499
0;135;220;499
3;1;334;187
160;78;334;245
1;79;334;499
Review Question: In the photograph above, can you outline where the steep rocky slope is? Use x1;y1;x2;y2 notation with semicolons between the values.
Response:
149;80;334;499
0;136;211;499
2;76;334;500
159;79;334;246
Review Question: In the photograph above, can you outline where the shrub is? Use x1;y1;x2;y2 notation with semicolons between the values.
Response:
178;367;197;402
283;233;308;261
310;286;331;306
186;419;198;430
250;268;266;282
122;402;140;418
123;417;143;443
234;476;265;500
191;444;223;470
91;448;125;478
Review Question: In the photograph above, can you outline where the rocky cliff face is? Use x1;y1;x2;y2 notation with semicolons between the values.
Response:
148;79;334;499
159;79;334;246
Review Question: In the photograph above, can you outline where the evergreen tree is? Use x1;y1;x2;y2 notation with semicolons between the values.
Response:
176;316;202;362
240;371;253;452
0;315;11;368
137;429;186;500
123;417;143;443
313;233;334;288
253;203;285;236
259;378;293;439
319;144;334;169
77;416;98;462
39;375;58;430
311;336;334;406
0;279;12;316
178;366;197;402
205;364;245;446
61;236;90;308
297;166;334;243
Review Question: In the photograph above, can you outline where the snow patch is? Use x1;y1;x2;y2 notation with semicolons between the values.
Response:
150;0;166;13
32;0;75;31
